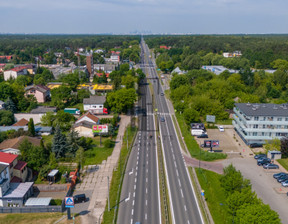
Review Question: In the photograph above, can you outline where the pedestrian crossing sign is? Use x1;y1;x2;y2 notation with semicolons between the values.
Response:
65;197;74;208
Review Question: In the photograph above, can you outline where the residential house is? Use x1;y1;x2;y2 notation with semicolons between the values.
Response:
0;64;5;72
3;65;35;81
233;103;288;145
94;64;116;73
201;65;238;75
0;152;28;183
0;164;10;200
95;49;104;54
160;45;171;50
73;112;100;137
83;95;106;114
172;67;187;75
0;55;13;62
0;136;41;153
24;85;50;103
110;53;120;63
223;51;242;58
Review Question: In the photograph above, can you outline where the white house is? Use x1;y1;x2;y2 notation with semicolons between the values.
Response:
83;95;106;114
73;112;100;137
110;53;120;63
233;103;288;145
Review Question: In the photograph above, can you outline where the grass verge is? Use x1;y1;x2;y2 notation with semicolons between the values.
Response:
277;159;288;171
102;126;137;224
176;113;227;161
0;213;63;224
195;168;229;224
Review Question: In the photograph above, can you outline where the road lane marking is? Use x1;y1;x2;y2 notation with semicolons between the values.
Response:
125;192;130;202
146;199;147;206
176;170;179;177
146;169;148;173
129;169;133;175
134;184;136;190
136;161;138;165
133;200;134;206
146;188;148;194
133;192;135;197
145;213;147;220
184;205;187;211
146;177;148;183
181;189;184;198
131;209;134;215
131;219;133;224
178;179;181;187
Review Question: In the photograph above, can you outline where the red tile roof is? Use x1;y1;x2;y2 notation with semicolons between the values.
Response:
76;112;99;124
96;73;109;78
0;136;41;150
0;56;12;60
10;65;33;72
10;176;22;183
12;118;29;126
14;161;27;171
0;152;18;165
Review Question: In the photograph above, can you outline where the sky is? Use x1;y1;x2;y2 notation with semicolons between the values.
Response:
0;0;287;34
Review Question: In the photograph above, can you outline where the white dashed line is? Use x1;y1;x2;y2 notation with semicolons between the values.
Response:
132;209;134;215
181;189;184;198
133;192;135;198
146;188;148;194
184;205;187;211
145;213;147;220
146;199;148;206
133;200;135;206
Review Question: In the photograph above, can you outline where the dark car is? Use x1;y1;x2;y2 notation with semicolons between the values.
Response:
273;172;287;179
254;154;267;160
263;163;279;169
277;175;288;183
250;143;263;148
197;134;208;138
160;93;164;96
74;194;86;203
160;117;165;122
257;158;271;166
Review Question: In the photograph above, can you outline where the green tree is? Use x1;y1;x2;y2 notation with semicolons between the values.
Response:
66;130;80;156
183;108;200;126
75;147;85;169
52;125;67;158
51;85;73;109
41;112;56;127
280;137;288;158
122;74;136;89
0;110;14;126
28;118;35;137
0;83;15;101
4;97;16;113
182;54;202;70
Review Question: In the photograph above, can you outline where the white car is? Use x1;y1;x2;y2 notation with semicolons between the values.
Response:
218;126;224;132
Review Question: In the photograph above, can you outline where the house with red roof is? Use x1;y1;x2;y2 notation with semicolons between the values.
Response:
0;55;13;62
0;152;28;183
3;65;35;81
24;85;51;103
73;112;100;137
160;45;171;50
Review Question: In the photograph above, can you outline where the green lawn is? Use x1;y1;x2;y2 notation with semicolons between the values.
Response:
196;168;229;224
176;113;227;161
277;159;288;171
102;126;137;224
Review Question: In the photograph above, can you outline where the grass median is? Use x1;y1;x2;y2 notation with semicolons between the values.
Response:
195;168;229;224
102;126;137;224
175;113;227;161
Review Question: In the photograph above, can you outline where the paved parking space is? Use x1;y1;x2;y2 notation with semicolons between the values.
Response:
222;157;288;223
71;189;93;214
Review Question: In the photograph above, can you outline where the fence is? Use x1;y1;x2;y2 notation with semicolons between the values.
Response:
0;206;62;213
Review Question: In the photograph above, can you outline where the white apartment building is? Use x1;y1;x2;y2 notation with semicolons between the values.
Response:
233;103;288;145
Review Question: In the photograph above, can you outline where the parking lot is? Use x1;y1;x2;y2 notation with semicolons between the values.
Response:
199;126;288;223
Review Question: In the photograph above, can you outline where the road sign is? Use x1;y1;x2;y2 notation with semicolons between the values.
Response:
206;115;216;123
92;125;108;133
65;197;74;208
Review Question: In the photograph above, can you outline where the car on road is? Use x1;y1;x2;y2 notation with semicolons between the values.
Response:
257;158;271;166
160;117;165;122
218;126;224;132
250;143;263;148
263;163;279;169
73;194;87;203
197;134;208;138
160;92;164;96
282;180;288;187
254;154;267;160
273;172;287;179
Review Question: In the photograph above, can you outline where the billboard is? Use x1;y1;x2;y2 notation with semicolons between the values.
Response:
204;140;219;148
92;125;108;133
206;115;216;123
191;123;205;130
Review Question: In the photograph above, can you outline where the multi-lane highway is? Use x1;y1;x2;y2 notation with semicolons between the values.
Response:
141;38;204;224
117;40;161;224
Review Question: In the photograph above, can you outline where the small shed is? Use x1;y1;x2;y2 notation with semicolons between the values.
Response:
47;169;59;183
267;150;282;160
25;197;52;206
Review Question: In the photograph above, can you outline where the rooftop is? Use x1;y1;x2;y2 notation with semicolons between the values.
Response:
235;103;288;116
48;169;59;177
25;85;50;93
3;182;33;198
0;136;41;150
30;106;57;114
12;118;29;126
76;112;99;124
0;126;27;132
25;197;52;206
83;95;106;105
0;152;18;165
73;120;96;129
14;161;27;171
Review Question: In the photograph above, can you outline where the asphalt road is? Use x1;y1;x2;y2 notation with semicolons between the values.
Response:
117;40;161;224
141;38;204;224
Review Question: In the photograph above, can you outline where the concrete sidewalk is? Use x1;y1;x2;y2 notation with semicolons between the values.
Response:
80;115;130;224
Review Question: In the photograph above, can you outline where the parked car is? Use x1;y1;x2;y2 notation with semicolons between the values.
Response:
257;158;271;166
273;172;287;179
250;143;263;148
74;194;86;203
254;154;266;160
282;180;288;187
218;126;224;132
277;175;288;183
197;134;208;138
263;163;279;169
